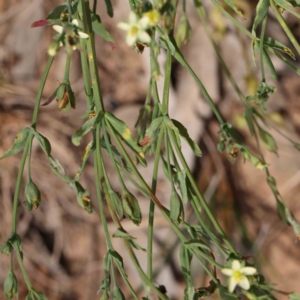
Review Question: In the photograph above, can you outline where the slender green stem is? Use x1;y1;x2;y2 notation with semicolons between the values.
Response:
31;56;54;128
64;53;72;82
67;0;72;22
162;50;172;115
79;39;93;107
93;0;97;14
270;0;300;56
259;18;267;82
168;129;236;254
11;139;30;233
81;0;105;112
15;245;32;290
94;125;113;250
106;122;223;271
147;126;165;281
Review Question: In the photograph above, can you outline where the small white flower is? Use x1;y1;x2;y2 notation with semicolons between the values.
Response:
117;12;151;46
221;260;257;293
52;19;89;39
141;9;160;27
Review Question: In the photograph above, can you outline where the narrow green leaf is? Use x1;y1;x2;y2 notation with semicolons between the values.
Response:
30;129;52;156
174;170;188;204
105;112;147;166
91;13;114;42
263;37;295;60
252;0;270;38
107;189;123;220
184;239;212;251
74;141;95;181
0;127;30;160
244;107;255;135
170;189;184;222
26;293;35;300
223;0;243;17
263;49;278;81
139;116;164;147
122;190;142;225
104;0;114;17
258;127;278;154
171;119;202;156
159;35;176;55
179;246;193;286
46;4;67;20
113;286;125;300
72;113;103;146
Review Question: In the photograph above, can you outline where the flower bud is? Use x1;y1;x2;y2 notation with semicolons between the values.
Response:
122;190;142;225
47;41;61;56
25;179;41;211
176;13;192;47
4;270;18;299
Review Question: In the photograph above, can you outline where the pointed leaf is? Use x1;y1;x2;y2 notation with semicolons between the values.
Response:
46;4;67;20
105;112;146;166
107;189;123;220
223;0;244;17
72;113;103;146
75;141;95;180
122;190;142;225
139;116;164;147
113;286;125;300
171;119;202;156
244;107;255;135
91;13;114;42
174;170;188;204
30;129;52;156
263;37;295;60
0;127;30;159
258;127;277;154
170;189;184;222
104;0;114;17
263;49;278;81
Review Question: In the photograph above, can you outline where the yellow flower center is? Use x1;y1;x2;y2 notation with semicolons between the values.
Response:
129;25;139;36
233;270;245;282
143;10;160;26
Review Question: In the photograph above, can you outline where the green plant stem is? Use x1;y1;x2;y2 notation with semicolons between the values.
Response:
64;53;71;81
270;0;300;56
162;50;172;115
147;125;165;281
79;40;93;107
31;56;54;128
94;125;113;250
81;0;105;112
123;240;169;300
259;17;267;82
11;139;30;233
168;129;236;254
106;122;223;272
15;244;32;290
67;0;72;22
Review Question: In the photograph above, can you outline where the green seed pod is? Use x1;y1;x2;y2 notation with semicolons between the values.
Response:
4;270;18;299
176;13;192;47
25;179;41;211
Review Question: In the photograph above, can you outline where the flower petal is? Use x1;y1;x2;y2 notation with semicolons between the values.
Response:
117;22;130;31
53;25;63;33
138;16;149;29
228;277;237;293
137;31;151;43
238;277;250;290
78;31;89;38
128;12;137;24
221;268;233;276
241;267;257;276
72;19;79;26
232;260;241;270
126;34;137;46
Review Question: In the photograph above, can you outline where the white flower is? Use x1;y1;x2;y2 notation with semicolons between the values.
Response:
117;12;151;46
52;19;89;39
141;9;160;27
221;260;257;293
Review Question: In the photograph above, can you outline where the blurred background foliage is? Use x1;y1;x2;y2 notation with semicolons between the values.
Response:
0;0;300;299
